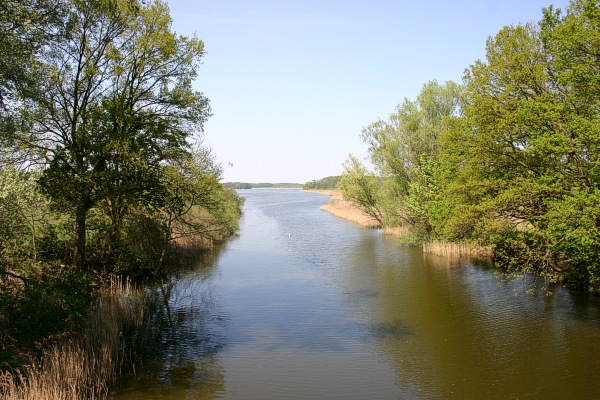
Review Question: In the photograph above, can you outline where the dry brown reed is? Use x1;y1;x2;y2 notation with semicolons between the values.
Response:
303;189;343;201
305;191;493;258
421;240;492;258
305;190;382;228
381;225;411;238
173;234;214;250
320;201;382;228
0;276;145;400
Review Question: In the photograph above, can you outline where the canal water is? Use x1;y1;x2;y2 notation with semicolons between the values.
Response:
112;189;600;399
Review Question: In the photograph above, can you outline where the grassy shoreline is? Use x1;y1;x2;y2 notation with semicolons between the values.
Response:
303;189;382;228
304;189;492;258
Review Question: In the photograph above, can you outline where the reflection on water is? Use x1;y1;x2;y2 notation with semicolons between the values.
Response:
112;189;600;399
113;270;227;399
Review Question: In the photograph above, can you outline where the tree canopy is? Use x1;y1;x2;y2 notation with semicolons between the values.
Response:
340;0;600;293
0;0;242;278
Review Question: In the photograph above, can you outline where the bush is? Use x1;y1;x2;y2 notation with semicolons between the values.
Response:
0;262;92;370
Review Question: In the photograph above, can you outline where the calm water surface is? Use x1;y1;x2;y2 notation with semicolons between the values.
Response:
112;189;600;399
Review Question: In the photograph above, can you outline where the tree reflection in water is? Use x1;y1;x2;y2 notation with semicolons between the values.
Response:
113;270;227;400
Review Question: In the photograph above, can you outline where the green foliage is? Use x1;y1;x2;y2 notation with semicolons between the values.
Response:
445;1;600;291
341;0;600;293
0;0;64;111
340;80;462;234
338;155;384;224
110;213;165;277
3;0;212;269
153;146;242;274
223;182;303;189
0;168;86;368
0;0;241;277
0;0;243;369
303;176;340;190
544;190;600;291
37;220;75;264
223;182;253;189
0;262;92;369
0;168;50;264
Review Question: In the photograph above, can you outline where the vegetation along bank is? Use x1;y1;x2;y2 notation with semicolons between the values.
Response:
308;0;600;294
0;0;242;398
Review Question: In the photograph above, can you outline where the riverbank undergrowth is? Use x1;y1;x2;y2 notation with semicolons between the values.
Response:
0;277;145;400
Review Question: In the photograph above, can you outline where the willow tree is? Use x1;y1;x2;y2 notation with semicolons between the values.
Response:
340;81;462;236
155;145;242;273
10;0;210;270
338;155;384;225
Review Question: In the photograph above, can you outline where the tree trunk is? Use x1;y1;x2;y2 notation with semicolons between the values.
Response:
108;195;126;254
75;203;88;271
156;212;173;275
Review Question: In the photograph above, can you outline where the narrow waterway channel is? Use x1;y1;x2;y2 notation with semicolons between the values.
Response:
112;189;600;399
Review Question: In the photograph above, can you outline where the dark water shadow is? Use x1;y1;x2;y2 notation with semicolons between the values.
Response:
362;321;414;341
112;265;228;398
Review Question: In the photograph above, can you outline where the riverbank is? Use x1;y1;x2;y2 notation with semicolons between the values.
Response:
0;278;144;400
303;189;382;228
305;189;492;257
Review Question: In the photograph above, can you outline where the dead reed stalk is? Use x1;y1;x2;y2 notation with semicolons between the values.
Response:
0;277;145;400
421;240;492;258
303;189;344;201
381;225;411;238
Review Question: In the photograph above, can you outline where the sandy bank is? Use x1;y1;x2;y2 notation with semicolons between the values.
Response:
303;189;381;228
303;190;492;257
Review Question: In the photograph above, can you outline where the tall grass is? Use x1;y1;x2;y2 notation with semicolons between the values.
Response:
421;240;492;258
0;277;144;400
381;225;411;238
303;189;343;200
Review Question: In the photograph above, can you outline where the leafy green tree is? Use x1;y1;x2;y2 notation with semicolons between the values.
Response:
0;0;65;170
338;155;384;224
303;176;340;190
440;23;552;242
335;0;600;292
155;144;241;273
443;21;570;284
8;0;210;270
341;81;462;234
442;0;600;291
0;0;64;108
0;168;93;369
537;0;600;290
0;168;49;276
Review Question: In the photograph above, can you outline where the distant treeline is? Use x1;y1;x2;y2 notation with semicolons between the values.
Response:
303;176;341;190
223;182;303;189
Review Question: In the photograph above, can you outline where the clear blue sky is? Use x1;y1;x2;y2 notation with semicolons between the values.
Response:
167;0;569;184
